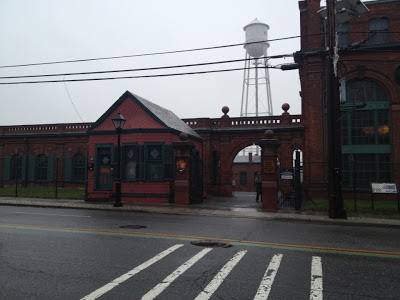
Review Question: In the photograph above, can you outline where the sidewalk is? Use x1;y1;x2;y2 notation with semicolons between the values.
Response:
1;195;400;228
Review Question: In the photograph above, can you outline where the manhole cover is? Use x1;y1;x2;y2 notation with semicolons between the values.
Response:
119;225;147;229
191;240;232;248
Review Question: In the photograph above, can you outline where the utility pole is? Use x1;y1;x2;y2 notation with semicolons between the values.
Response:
326;0;347;219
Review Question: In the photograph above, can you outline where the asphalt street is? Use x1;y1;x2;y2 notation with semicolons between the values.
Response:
1;205;400;299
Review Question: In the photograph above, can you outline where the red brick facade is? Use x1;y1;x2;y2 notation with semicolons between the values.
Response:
296;0;400;196
3;1;397;204
0;123;90;187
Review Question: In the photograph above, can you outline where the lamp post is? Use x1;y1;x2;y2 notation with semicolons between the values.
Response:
112;112;126;207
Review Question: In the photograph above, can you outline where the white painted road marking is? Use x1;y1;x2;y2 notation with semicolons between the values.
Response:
195;250;247;300
254;253;283;300
310;256;323;300
80;244;184;300
13;211;91;218
142;247;213;300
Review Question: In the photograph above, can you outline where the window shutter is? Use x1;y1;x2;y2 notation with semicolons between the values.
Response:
64;154;72;182
138;145;145;180
112;146;117;180
47;154;54;182
28;155;35;181
21;155;26;181
3;155;10;182
164;146;174;180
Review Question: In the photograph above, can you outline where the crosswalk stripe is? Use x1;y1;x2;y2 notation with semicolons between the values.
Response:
254;253;283;299
80;244;184;300
142;247;213;300
195;250;247;300
310;256;323;300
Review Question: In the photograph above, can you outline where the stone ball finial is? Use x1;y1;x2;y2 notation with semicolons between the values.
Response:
265;129;274;139
179;132;188;141
222;106;229;115
282;103;290;112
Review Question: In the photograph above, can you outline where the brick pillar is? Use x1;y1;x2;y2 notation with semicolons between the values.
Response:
173;133;195;205
257;130;280;211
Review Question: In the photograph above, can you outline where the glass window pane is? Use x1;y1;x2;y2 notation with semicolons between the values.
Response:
146;144;163;180
36;154;48;181
72;154;85;182
240;172;247;186
377;110;390;144
369;18;389;44
351;111;374;145
122;145;139;180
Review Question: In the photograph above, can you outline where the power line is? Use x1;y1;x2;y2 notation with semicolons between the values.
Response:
0;66;285;85
0;34;323;69
1;56;398;85
0;55;294;80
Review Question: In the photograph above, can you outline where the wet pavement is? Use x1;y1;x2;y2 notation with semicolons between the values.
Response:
0;192;399;228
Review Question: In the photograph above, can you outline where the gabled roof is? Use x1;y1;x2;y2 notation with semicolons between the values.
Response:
88;91;201;140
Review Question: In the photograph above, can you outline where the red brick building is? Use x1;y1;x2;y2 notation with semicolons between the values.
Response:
296;0;400;195
1;0;398;204
0;122;90;187
232;153;261;192
86;91;202;203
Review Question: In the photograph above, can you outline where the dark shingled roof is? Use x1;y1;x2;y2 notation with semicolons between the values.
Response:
131;92;201;139
88;91;201;140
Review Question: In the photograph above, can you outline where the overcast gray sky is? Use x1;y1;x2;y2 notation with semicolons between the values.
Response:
0;0;341;126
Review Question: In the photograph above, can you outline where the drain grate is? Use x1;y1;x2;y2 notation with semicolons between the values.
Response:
119;225;147;229
191;240;232;248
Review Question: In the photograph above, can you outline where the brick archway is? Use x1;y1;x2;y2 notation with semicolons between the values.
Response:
183;106;305;197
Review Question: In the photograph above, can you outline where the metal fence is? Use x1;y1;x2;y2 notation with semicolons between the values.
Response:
301;160;400;213
0;155;89;199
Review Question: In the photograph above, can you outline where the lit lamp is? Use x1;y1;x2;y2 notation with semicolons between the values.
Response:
112;112;126;207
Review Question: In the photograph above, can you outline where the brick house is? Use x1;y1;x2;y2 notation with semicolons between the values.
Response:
86;91;202;203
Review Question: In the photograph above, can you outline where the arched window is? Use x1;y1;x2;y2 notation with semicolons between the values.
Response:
72;153;85;182
10;154;22;180
369;17;389;45
341;78;391;189
36;154;48;181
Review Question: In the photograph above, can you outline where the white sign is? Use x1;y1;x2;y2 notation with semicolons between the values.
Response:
371;183;398;194
281;172;293;180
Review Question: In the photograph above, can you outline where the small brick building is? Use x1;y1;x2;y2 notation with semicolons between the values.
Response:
86;91;202;203
232;153;261;192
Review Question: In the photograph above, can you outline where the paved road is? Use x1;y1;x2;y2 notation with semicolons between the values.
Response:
1;206;400;299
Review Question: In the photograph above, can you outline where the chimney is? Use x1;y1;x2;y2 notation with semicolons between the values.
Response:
249;152;253;162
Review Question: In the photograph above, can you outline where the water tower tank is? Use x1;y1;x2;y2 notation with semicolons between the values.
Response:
243;18;269;58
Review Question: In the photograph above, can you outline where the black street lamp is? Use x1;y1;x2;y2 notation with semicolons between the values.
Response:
112;112;126;207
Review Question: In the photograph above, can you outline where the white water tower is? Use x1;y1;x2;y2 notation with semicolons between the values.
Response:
241;18;273;117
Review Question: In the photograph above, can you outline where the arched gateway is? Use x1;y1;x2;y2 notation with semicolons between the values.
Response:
183;104;305;198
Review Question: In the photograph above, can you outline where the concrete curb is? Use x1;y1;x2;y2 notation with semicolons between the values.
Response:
1;198;400;228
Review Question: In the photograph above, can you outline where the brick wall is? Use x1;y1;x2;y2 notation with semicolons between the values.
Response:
297;0;400;195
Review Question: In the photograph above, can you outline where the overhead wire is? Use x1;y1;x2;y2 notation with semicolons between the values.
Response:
0;33;323;69
0;55;294;80
0;66;287;85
